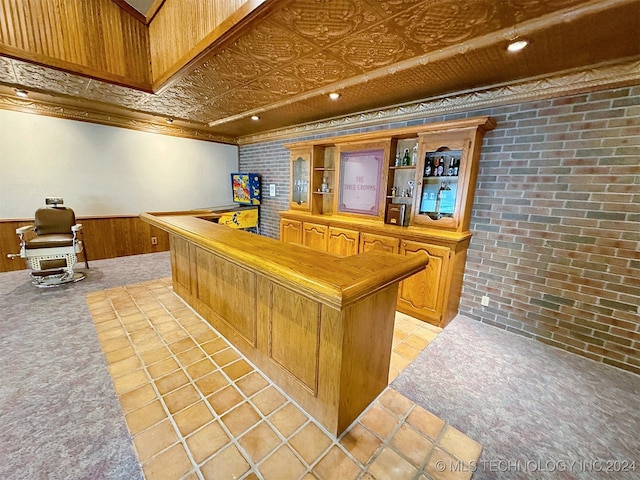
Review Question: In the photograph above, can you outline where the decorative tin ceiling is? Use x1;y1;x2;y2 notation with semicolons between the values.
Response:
0;0;638;143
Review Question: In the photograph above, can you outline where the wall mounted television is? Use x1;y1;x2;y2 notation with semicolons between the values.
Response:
231;173;261;205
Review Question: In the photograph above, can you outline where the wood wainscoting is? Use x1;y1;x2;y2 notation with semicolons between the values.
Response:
0;215;169;273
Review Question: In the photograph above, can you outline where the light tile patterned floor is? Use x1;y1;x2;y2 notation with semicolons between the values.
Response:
86;278;481;480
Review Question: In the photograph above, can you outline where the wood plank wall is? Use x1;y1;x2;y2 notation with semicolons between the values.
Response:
0;216;169;273
0;0;151;88
148;0;260;86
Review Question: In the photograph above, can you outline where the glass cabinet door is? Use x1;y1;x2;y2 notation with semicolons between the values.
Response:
412;138;468;229
419;147;461;218
290;152;310;209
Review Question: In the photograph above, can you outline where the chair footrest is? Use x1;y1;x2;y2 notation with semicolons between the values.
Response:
31;268;66;277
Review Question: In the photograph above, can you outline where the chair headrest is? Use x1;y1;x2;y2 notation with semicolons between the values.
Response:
34;207;76;235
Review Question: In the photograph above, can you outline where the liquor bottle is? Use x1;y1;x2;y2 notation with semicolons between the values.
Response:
437;157;444;176
402;148;411;166
452;157;459;176
433;157;440;176
395;151;401;167
424;153;432;177
447;156;454;176
411;144;418;166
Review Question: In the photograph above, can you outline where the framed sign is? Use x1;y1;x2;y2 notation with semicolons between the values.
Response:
338;148;384;216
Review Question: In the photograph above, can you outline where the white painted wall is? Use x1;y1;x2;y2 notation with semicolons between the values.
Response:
0;109;238;218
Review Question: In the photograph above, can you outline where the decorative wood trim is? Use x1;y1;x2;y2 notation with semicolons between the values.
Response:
238;58;640;145
0;93;237;144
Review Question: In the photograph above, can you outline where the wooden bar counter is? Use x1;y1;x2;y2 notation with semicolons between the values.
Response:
141;211;428;436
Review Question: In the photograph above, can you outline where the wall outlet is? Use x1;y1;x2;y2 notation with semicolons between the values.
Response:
481;295;490;307
269;184;276;197
151;236;158;245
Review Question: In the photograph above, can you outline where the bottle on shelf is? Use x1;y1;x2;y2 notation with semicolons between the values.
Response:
320;176;328;193
433;156;440;176
424;153;432;177
452;157;459;176
447;156;454;176
391;185;398;197
437;157;444;176
411;144;418;166
402;148;411;166
433;182;451;219
395;151;401;167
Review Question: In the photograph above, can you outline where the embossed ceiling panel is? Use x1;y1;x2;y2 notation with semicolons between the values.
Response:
230;18;319;67
85;80;152;108
270;0;384;47
12;60;91;98
0;0;638;141
0;57;15;83
386;0;502;51
204;0;640;138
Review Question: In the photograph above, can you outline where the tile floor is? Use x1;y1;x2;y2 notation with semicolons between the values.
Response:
86;278;481;480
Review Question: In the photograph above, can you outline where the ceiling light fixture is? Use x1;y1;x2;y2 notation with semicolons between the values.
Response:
251;115;260;121
329;92;340;100
15;89;28;98
507;39;529;52
165;118;173;124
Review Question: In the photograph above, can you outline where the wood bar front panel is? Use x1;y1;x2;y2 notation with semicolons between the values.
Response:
268;283;320;395
195;247;257;346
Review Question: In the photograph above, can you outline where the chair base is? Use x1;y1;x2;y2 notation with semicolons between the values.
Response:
30;271;86;288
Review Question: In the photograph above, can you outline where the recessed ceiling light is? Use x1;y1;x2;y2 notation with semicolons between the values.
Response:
507;40;529;52
329;92;341;100
165;118;173;124
251;115;260;121
15;89;28;98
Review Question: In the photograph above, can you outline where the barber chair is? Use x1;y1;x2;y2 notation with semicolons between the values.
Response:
8;198;88;287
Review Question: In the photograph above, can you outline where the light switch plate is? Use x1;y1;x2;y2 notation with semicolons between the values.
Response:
269;184;276;196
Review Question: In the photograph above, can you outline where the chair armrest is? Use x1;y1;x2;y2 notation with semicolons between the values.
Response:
71;224;83;232
16;225;35;235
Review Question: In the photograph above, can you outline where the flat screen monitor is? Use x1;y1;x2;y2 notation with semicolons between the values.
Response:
231;173;261;205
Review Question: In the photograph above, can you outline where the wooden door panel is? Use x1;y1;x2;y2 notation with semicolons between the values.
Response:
280;219;302;244
398;241;450;323
359;232;399;254
303;222;328;251
327;227;359;256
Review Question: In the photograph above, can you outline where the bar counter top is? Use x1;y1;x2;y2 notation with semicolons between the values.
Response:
141;211;429;310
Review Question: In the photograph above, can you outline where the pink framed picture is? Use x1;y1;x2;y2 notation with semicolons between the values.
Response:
338;149;384;216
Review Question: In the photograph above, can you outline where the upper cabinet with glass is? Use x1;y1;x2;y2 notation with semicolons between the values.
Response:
284;116;495;232
289;149;310;210
409;123;493;232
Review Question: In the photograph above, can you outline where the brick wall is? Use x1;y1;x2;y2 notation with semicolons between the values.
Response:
239;85;640;375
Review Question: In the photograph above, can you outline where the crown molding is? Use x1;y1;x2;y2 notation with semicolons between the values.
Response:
0;94;237;144
237;57;640;145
